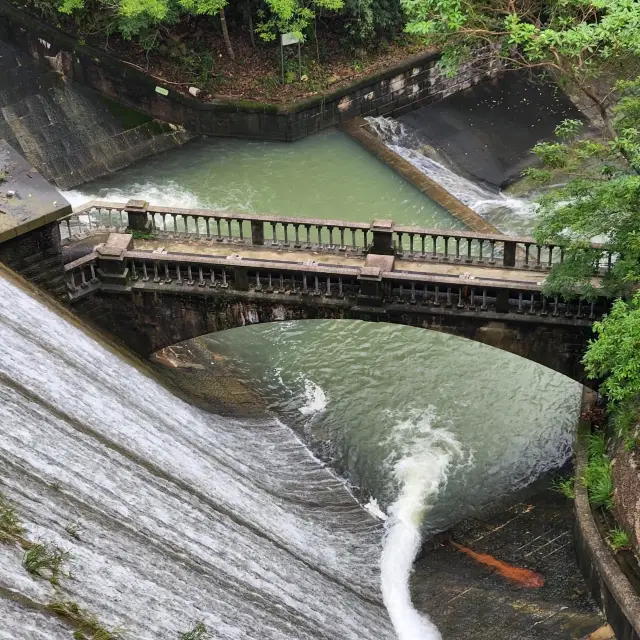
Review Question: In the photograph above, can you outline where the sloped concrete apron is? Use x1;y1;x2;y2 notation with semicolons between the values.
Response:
574;401;640;640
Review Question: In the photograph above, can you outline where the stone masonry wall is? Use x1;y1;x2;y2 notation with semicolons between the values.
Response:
0;0;504;142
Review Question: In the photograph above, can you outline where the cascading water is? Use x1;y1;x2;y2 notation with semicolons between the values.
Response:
365;116;538;234
0;273;400;639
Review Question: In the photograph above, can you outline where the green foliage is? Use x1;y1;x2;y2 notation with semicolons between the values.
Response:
22;542;70;585
583;294;640;406
581;433;614;510
607;527;632;551
179;621;210;640
47;600;126;640
552;477;575;500
0;493;25;544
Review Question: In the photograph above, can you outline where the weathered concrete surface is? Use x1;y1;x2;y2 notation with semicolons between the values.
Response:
612;439;640;548
575;420;640;640
0;139;70;242
414;481;606;639
0;39;193;189
399;71;583;188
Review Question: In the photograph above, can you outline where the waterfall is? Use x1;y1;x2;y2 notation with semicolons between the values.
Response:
0;273;396;639
365;116;537;233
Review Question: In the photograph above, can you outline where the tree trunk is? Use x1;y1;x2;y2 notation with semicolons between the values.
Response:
219;7;235;60
247;0;255;49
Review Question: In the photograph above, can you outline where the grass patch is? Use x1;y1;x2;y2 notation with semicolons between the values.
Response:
23;542;70;585
552;477;575;500
582;433;614;510
47;600;126;640
179;621;210;640
611;399;639;452
130;229;155;240
607;527;632;551
0;493;26;543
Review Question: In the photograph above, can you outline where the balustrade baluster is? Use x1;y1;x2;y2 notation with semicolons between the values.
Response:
314;276;320;295
199;267;205;287
131;261;138;280
142;263;149;282
535;246;542;269
421;234;427;257
294;224;301;248
205;218;211;239
339;228;346;251
434;286;440;307
153;262;160;283
66;219;72;239
363;230;369;249
279;273;285;293
326;277;332;297
410;282;416;304
529;293;535;314
466;239;473;263
194;217;200;237
422;284;428;305
256;272;262;291
338;277;344;298
409;234;414;255
184;216;190;235
176;264;183;285
517;292;523;313
107;209;113;228
210;269;216;287
398;283;404;301
457;288;464;308
227;220;233;240
443;236;450;261
187;265;194;285
478;240;484;263
221;268;228;288
328;227;334;248
283;224;290;247
161;214;167;232
216;219;223;241
267;273;273;292
431;236;438;260
607;252;613;272
303;274;308;294
489;241;496;265
576;298;583;318
589;301;595;320
548;246;554;267
553;296;559;316
481;289;488;311
523;244;530;267
351;229;357;250
397;233;404;256
455;238;461;261
541;295;548;316
306;225;312;248
446;287;452;307
238;220;244;241
164;263;171;283
67;271;77;292
317;226;324;247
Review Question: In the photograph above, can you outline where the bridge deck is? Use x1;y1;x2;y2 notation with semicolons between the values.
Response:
134;239;555;287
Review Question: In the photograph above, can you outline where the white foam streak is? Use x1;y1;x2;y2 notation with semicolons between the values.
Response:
299;379;327;416
61;181;204;210
380;411;469;640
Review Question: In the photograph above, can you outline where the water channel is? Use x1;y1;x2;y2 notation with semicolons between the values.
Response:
57;128;585;638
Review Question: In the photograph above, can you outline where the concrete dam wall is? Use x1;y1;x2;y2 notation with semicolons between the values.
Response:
0;40;193;189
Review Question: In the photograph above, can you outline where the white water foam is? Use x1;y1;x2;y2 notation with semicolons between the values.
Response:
61;181;205;210
364;498;388;521
365;116;537;228
380;409;470;640
299;379;328;416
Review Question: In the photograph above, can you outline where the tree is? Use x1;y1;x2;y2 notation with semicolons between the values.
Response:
530;79;640;299
401;0;640;136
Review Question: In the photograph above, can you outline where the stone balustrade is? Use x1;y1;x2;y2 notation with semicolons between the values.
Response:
60;200;615;275
64;240;607;323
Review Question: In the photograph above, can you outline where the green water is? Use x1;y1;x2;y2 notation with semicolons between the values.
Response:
65;127;580;530
65;129;462;230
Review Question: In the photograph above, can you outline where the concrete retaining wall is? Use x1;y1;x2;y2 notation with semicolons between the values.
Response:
574;409;640;640
0;0;503;142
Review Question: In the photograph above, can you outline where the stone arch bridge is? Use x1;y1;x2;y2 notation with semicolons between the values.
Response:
61;200;612;383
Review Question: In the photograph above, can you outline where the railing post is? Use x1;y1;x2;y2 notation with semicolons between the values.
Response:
95;233;133;287
251;220;264;245
503;241;517;267
125;199;150;233
369;220;395;255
